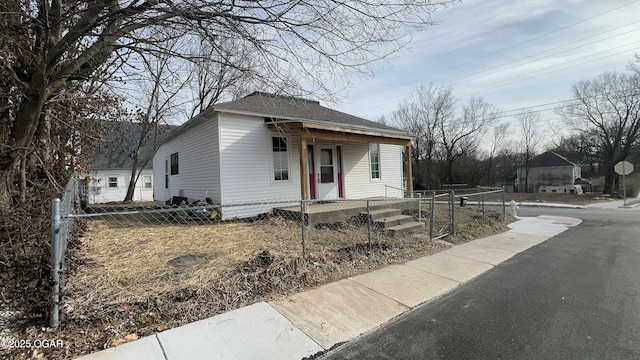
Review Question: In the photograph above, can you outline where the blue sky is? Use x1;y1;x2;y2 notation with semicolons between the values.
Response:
335;0;640;133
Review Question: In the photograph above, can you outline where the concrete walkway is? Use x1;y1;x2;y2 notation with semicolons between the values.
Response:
76;215;581;360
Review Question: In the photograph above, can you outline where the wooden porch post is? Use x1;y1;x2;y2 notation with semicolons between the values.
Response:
300;136;309;200
406;143;413;197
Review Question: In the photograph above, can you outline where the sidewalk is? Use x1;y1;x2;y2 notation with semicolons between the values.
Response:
76;215;581;360
584;197;640;209
478;198;640;210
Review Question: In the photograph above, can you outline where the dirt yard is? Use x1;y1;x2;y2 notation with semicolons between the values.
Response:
5;206;511;359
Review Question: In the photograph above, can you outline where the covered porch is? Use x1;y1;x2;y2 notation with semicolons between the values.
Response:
267;119;415;201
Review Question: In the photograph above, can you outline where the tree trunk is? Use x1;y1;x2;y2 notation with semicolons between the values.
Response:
0;68;50;208
123;154;141;202
603;168;617;195
447;159;454;184
524;151;530;193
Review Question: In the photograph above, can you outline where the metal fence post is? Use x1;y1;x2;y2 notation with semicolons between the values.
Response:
449;191;456;235
417;193;422;223
300;200;306;262
367;199;372;251
501;186;506;220
429;192;435;240
50;198;61;329
481;192;485;222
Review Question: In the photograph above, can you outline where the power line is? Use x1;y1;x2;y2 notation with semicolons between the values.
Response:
448;23;640;88
458;45;640;97
365;1;640;113
376;44;639;117
487;90;640;121
411;0;640;83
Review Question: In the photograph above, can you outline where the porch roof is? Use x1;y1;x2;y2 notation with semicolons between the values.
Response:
267;120;414;146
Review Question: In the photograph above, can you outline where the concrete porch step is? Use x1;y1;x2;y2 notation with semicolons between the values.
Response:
386;222;425;235
373;214;415;229
360;208;402;221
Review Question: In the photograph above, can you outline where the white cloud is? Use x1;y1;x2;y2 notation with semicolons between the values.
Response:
334;0;640;130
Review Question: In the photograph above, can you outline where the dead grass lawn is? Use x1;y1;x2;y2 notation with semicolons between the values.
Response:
70;220;304;304
20;207;511;359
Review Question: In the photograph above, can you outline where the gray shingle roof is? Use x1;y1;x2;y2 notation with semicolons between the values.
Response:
524;151;577;168
87;121;177;169
214;92;407;134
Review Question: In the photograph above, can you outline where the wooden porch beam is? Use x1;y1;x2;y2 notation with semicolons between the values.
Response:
303;128;412;147
266;122;414;145
267;122;303;131
302;122;414;141
406;144;413;196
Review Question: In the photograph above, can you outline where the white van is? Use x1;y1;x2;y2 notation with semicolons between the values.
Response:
539;185;583;194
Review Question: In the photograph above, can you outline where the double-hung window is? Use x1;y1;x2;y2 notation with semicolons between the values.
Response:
272;137;289;181
143;175;152;189
108;176;118;188
369;143;380;179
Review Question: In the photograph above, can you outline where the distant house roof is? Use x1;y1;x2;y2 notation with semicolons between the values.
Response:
520;151;577;168
87;121;176;170
162;92;410;145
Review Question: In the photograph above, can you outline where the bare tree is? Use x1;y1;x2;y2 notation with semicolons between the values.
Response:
557;70;640;194
438;96;498;184
393;93;429;189
392;84;453;188
121;39;189;202
1;0;455;208
186;38;262;118
392;85;498;187
551;131;600;174
517;110;542;192
482;122;511;184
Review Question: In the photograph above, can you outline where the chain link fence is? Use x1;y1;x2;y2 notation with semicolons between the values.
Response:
50;174;81;329
50;175;506;328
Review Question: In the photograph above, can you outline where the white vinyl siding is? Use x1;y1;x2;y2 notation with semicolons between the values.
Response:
153;114;221;204
341;142;404;198
218;113;300;215
84;169;155;204
152;110;405;216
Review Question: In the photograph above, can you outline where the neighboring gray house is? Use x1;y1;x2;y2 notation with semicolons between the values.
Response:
152;92;415;219
517;151;581;193
85;121;176;204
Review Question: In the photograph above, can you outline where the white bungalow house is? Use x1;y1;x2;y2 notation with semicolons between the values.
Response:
85;121;175;204
152;92;415;218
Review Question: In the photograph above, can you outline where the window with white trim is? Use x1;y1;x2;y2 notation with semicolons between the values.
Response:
108;176;118;188
272;137;289;181
143;175;152;189
369;143;380;179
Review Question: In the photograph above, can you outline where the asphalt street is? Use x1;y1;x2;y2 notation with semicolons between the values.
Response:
319;207;640;360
